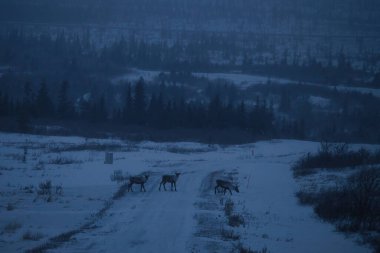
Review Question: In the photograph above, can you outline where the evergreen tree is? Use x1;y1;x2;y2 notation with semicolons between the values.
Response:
147;94;158;127
133;77;146;125
98;95;107;121
35;81;54;118
123;83;133;124
237;101;246;129
22;81;34;116
17;108;30;132
208;94;222;128
57;80;71;119
0;92;9;116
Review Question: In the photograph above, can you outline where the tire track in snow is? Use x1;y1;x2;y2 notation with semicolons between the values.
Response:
25;181;130;253
50;169;210;253
191;169;240;253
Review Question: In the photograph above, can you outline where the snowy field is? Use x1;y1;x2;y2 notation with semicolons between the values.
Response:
112;68;380;98
0;132;372;253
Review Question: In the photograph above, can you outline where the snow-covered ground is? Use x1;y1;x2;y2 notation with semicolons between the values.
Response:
112;68;380;99
192;72;292;88
0;133;372;252
111;69;163;84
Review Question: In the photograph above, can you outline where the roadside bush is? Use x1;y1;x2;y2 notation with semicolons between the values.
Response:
234;243;268;253
50;142;122;152
37;180;63;202
293;142;380;176
22;231;44;241
221;227;240;241
6;203;15;211
22;185;34;193
295;191;319;205
3;222;22;233
166;145;216;154
308;168;380;231
297;167;380;250
110;170;127;184
48;157;79;164
228;214;245;227
34;161;45;170
38;180;52;195
113;183;129;200
224;199;234;217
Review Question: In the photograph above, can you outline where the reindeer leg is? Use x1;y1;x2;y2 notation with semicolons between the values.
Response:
174;182;177;191
142;183;146;192
228;188;232;195
128;182;133;192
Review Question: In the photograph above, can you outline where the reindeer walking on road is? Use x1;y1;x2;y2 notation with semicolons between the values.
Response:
159;172;181;191
215;179;239;195
127;174;150;192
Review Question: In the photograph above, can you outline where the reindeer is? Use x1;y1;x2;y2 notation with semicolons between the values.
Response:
214;179;239;195
127;174;149;192
159;172;181;191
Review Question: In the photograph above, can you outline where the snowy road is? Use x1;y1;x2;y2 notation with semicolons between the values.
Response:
50;141;370;253
0;134;372;253
54;169;210;253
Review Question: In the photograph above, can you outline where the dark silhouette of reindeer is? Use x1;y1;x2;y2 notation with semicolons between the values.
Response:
159;172;181;191
215;179;239;195
127;174;149;192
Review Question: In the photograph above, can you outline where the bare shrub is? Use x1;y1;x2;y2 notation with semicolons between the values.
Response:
55;185;63;196
38;180;52;195
221;227;240;241
23;231;44;241
313;168;380;231
297;167;380;251
37;180;63;202
224;199;234;216
113;183;129;200
34;161;45;170
293;143;380;176
3;222;22;233
342;168;380;231
110;170;127;184
234;243;269;253
295;191;319;205
48;157;80;165
50;142;122;152
228;214;245;227
166;145;216;154
23;185;34;193
6;203;15;211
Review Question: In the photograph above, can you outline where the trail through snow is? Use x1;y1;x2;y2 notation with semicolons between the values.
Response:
0;134;371;253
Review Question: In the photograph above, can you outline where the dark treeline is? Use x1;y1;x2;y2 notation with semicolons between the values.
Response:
0;78;275;139
2;74;380;143
0;30;378;87
1;30;380;143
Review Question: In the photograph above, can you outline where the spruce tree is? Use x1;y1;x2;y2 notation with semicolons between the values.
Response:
133;77;146;125
123;83;133;124
57;80;71;119
23;81;34;117
35;81;54;118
